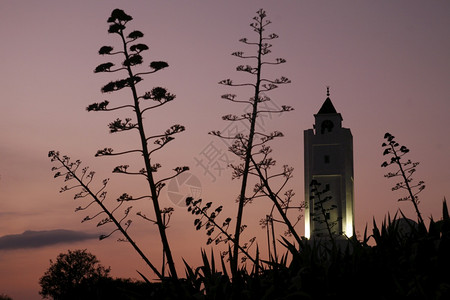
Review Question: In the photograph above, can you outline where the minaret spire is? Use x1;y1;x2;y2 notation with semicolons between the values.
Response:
326;86;330;97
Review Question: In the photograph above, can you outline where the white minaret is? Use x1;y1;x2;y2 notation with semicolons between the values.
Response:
304;88;354;238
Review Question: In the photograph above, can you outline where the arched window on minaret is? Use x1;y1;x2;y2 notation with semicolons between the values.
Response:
321;119;334;134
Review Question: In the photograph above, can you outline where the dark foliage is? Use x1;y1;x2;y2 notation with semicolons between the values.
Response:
39;249;110;300
177;200;450;300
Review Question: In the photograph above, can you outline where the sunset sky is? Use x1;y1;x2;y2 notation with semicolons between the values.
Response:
1;1;449;299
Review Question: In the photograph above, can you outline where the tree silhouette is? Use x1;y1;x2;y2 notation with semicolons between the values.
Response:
39;249;110;300
211;9;297;275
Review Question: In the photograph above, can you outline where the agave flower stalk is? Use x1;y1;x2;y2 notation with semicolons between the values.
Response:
381;132;425;225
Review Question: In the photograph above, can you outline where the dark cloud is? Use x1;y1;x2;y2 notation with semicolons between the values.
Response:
0;229;99;250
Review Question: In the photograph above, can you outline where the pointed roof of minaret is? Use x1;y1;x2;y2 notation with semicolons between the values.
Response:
317;87;337;114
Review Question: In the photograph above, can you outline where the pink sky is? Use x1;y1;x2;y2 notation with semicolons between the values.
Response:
1;1;449;299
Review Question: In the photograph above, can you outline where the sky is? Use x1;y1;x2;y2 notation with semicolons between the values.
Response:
1;1;449;299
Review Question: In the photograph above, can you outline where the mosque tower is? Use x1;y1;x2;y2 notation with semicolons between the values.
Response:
304;88;354;238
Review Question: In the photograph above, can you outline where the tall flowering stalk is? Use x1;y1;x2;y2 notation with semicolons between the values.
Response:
381;132;425;224
51;9;188;280
211;9;295;276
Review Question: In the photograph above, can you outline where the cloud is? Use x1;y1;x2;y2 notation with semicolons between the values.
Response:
0;229;99;250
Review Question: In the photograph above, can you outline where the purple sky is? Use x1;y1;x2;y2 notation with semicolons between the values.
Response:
1;1;449;299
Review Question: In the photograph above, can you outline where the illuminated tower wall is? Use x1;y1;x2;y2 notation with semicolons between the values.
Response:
304;90;354;238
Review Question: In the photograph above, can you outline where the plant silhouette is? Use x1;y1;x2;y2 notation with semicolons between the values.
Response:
309;179;340;242
50;8;188;280
210;8;298;277
49;151;162;278
87;8;188;280
185;197;258;265
381;132;425;224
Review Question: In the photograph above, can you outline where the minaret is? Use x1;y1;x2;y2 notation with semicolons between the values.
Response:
304;88;354;238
